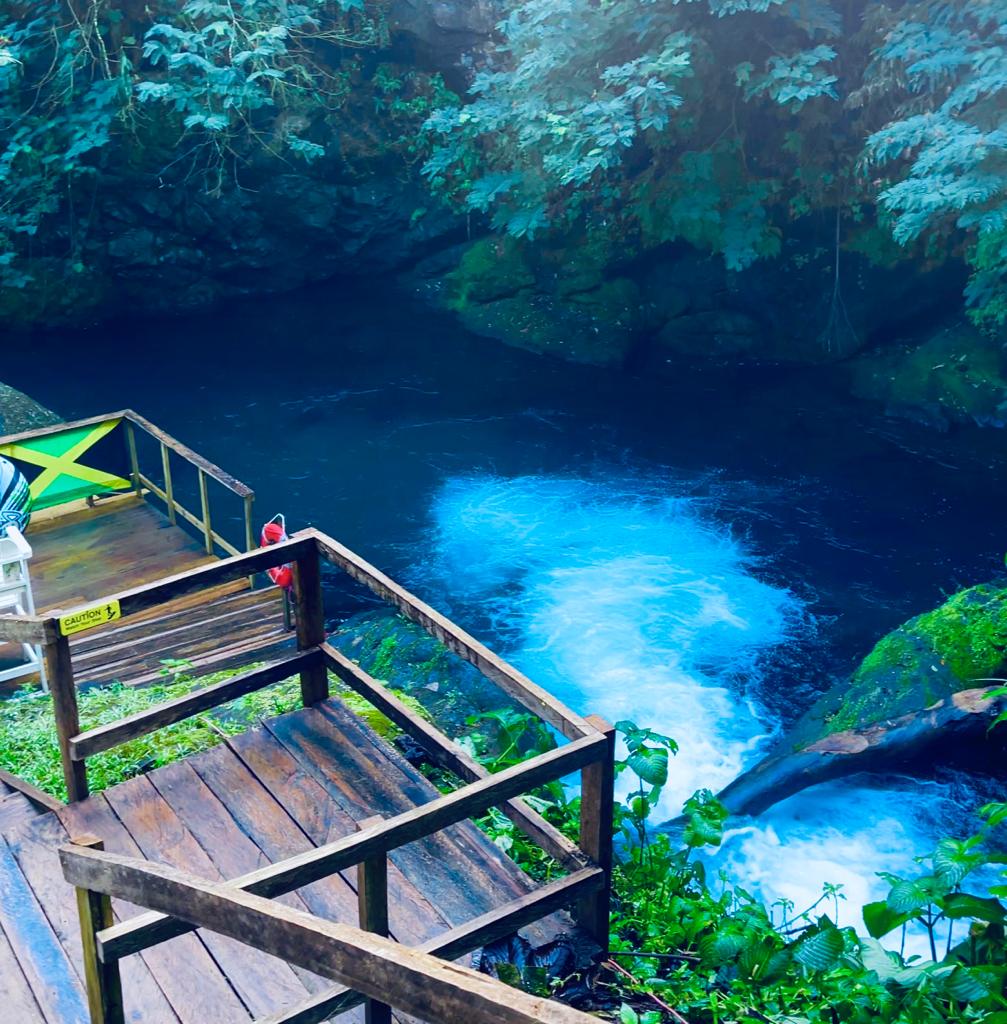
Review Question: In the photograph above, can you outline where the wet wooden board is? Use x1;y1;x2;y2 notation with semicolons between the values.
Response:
221;727;451;946
28;496;214;613
0;909;45;1024
1;697;573;1024
6;814;179;1024
0;834;89;1024
7;495;292;692
63;795;249;1024
102;775;311;1019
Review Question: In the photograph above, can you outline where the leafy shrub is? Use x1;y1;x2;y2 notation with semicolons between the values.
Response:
464;711;1007;1023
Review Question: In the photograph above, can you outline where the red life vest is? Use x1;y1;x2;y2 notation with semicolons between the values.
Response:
260;515;294;590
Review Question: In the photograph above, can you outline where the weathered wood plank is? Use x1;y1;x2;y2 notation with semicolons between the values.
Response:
103;774;310;1018
29;497;215;615
52;534;313;622
60;794;250;1024
323;644;585;872
8;816;178;1024
100;726;603;959
0;909;45;1024
220;727;449;948
314;700;560;924
71;650;319;760
0;614;52;645
308;530;593;740
271;703;539;928
0;834;89;1024
62;847;602;1024
255;867;605;1024
0;767;65;813
145;759;335;1000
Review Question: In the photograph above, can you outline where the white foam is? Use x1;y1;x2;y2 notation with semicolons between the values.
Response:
418;473;965;959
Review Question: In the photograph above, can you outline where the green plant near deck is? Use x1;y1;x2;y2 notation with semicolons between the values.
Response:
0;664;424;801
465;711;1007;1023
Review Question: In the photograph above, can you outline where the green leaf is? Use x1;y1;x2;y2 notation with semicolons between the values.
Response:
626;745;669;787
941;892;1007;924
793;923;844;972
863;900;913;939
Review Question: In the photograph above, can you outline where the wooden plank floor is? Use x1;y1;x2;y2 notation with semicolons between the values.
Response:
0;697;567;1023
0;495;292;693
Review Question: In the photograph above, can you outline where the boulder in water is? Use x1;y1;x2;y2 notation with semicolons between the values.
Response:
709;582;1007;816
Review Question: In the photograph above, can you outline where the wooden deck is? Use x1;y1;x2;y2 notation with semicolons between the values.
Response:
0;697;565;1024
0;495;291;693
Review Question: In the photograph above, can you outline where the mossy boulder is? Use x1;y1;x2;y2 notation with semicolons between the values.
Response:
444;236;535;306
849;323;1007;429
434;236;644;367
330;609;522;735
711;582;1007;817
789;582;1007;750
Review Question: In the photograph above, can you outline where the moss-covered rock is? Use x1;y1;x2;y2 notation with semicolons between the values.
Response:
444;236;535;307
330;609;523;735
790;582;1007;749
430;234;646;367
713;583;1007;815
848;323;1007;429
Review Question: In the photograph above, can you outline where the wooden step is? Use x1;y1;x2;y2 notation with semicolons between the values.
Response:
0;793;43;837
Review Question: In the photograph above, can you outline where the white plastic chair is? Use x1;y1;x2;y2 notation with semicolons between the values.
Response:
0;525;46;690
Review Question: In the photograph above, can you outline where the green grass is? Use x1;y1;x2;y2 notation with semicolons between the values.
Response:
0;665;426;802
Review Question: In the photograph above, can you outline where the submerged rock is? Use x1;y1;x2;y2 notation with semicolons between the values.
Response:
0;383;59;436
709;583;1007;816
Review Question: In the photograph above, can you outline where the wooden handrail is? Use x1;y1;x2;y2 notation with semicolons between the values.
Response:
50;534;312;622
323;643;586;871
219;868;605;1024
309;530;594;741
0;409;253;502
122;411;253;499
0;410;132;447
61;846;601;1024
69;650;321;761
100;731;606;960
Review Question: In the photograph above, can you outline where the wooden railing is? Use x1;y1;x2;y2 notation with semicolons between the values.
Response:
0;410;255;558
0;529;616;1022
61;841;603;1024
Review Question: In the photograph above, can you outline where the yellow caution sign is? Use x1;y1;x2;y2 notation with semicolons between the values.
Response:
59;600;122;637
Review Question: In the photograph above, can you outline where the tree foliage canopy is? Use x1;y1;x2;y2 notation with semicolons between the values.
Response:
0;0;444;291
423;0;1007;324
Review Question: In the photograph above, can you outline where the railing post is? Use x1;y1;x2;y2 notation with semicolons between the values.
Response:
72;835;126;1024
160;442;176;526
292;546;329;705
243;493;255;554
45;632;88;802
197;469;213;555
124;422;142;496
575;715;615;953
357;816;391;1024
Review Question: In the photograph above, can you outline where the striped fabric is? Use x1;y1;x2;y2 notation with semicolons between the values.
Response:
0;455;31;536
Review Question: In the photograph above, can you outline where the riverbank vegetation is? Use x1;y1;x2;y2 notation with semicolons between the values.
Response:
1;662;1004;1022
4;1;1007;334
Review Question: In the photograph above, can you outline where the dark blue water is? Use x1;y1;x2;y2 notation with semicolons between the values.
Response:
6;278;1005;944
